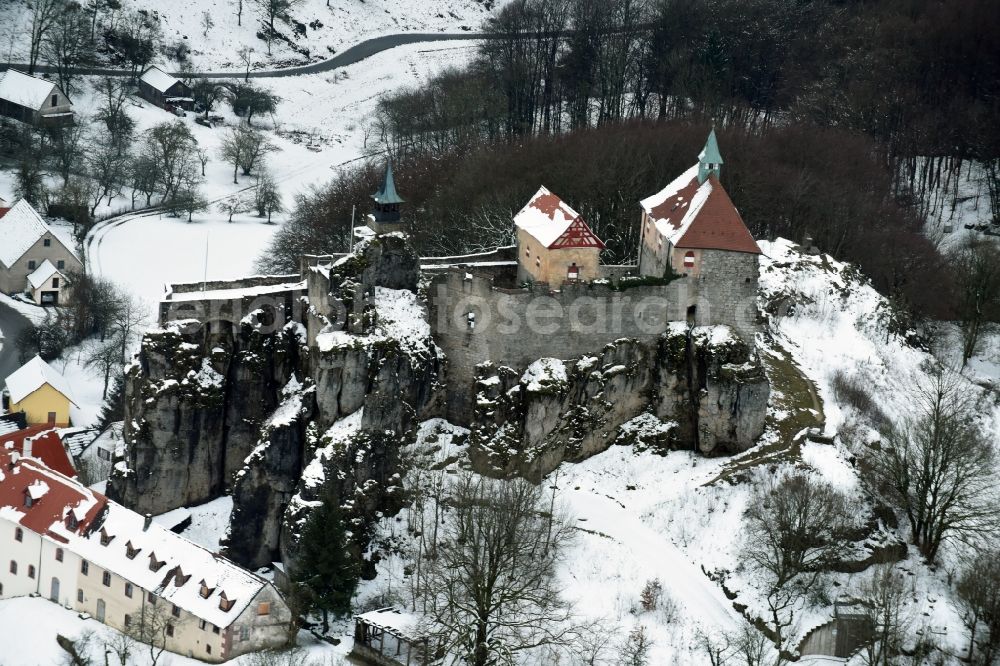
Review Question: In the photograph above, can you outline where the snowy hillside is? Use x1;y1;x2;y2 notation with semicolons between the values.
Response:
0;0;497;71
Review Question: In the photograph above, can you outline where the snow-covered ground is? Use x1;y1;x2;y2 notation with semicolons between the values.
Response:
0;0;495;71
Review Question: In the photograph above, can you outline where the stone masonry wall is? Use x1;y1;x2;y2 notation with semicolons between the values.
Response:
693;249;760;343
429;271;694;423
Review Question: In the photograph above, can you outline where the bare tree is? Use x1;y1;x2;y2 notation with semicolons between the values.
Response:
109;288;149;362
94;78;136;153
143;120;199;199
126;600;172;666
422;474;577;666
619;624;652;666
217;193;252;222
201;10;214;36
743;472;860;656
254;170;283;223
41;1;91;96
866;370;997;561
105;626;136;666
955;550;1000;664
696;628;733;666
950;238;1000;365
238;46;254;81
46;119;87;186
28;0;67;74
220;124;276;183
253;0;303;55
854;565;913;666
85;333;124;398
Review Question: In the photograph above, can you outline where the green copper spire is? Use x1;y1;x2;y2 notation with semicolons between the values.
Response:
697;128;724;184
372;161;404;205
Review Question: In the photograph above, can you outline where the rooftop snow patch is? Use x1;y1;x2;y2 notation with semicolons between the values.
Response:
26;260;61;289
0;200;52;269
0;70;58;109
139;65;180;93
514;186;603;249
5;355;77;405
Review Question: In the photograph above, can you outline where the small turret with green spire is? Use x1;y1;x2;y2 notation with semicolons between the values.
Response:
371;161;404;224
697;128;724;184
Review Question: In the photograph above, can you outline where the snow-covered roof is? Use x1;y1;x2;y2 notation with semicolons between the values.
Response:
26;259;63;289
514;186;604;250
0;199;50;269
0;70;58;110
140;66;181;94
0;453;271;628
58;426;102;458
355;607;420;639
639;165;761;255
4;355;77;405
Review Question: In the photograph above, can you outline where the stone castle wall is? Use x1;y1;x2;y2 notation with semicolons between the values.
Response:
428;255;760;423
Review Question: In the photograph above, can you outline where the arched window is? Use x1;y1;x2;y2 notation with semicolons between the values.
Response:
683;251;696;268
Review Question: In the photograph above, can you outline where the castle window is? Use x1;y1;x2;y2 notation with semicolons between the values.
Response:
567;263;579;280
240;626;250;641
683;251;696;268
124;614;131;628
9;561;16;575
535;258;540;267
125;582;133;598
28;565;35;579
14;527;22;542
525;248;530;257
257;602;270;616
466;312;475;330
55;548;63;562
102;571;111;587
77;589;83;603
81;560;88;575
166;623;174;637
172;604;181;618
43;238;51;247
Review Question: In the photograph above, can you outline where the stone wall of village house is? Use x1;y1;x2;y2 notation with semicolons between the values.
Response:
515;228;601;287
428;270;693;423
0;231;82;295
225;584;293;659
637;211;672;278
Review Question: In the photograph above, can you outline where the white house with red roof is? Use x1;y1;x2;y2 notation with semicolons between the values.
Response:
0;448;291;661
514;186;605;287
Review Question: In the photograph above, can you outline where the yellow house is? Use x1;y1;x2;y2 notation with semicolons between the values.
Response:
4;355;76;426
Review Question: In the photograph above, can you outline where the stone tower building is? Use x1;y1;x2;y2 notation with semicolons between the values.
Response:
366;161;406;235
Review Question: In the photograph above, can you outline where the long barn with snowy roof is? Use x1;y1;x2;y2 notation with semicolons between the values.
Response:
0;447;291;661
0;69;74;127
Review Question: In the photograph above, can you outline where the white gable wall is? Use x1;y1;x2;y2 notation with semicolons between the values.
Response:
0;230;82;296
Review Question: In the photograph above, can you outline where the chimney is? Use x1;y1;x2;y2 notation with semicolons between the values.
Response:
22;438;32;459
143;514;152;531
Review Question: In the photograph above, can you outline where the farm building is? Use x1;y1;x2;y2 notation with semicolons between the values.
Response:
138;65;194;111
0;69;74;127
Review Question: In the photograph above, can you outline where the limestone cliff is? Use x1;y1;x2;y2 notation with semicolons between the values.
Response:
470;326;769;479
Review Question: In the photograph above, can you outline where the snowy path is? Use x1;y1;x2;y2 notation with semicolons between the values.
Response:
566;487;741;631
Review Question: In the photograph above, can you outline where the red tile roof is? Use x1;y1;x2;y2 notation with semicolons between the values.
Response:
641;169;761;255
0;450;105;539
0;425;77;478
0;207;11;219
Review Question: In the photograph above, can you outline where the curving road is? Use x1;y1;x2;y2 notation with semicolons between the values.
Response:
1;31;490;80
0;299;31;384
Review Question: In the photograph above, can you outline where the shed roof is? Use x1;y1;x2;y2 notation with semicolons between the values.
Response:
514;186;604;249
0;70;58;109
140;66;181;94
5;355;78;406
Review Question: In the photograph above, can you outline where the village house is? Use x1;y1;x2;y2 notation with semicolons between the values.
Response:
0;199;82;302
0;448;292;662
4;355;78;427
138;65;194;112
0;69;74;127
513;186;605;287
637;129;761;280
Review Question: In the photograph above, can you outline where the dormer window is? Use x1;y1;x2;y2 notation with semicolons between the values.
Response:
66;513;79;530
99;528;114;546
148;552;165;572
199;579;215;599
23;491;34;508
218;592;235;612
125;541;141;559
173;567;190;587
